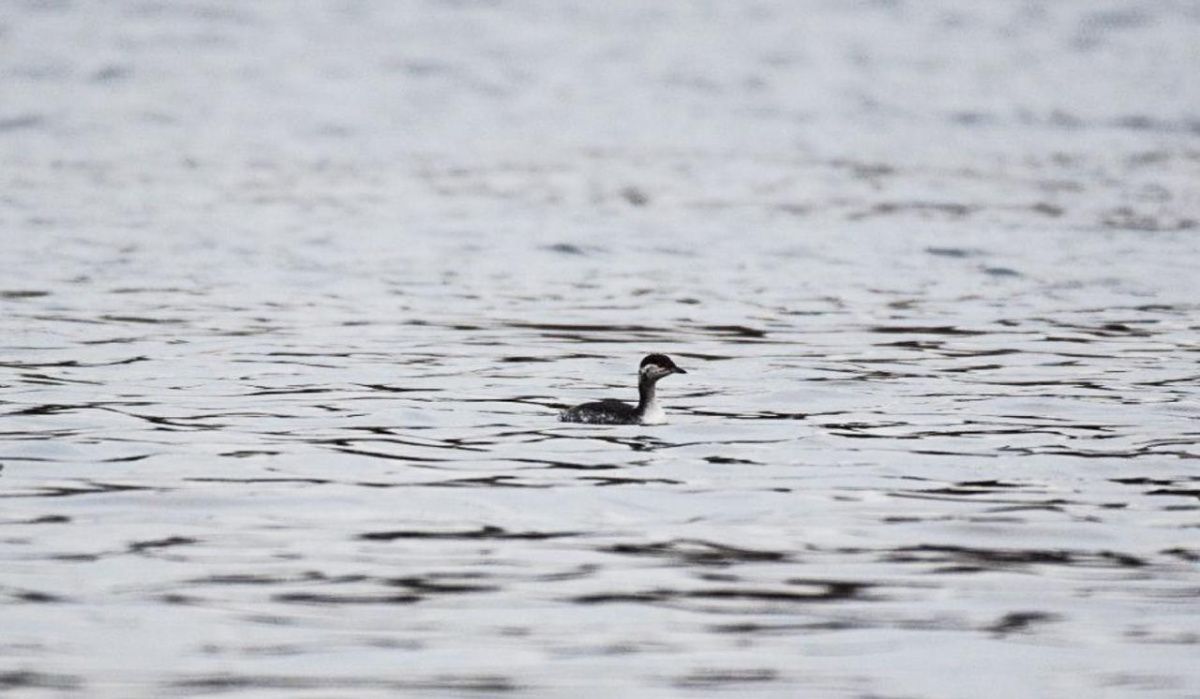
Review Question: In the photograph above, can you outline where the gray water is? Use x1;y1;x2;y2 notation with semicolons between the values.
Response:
2;1;1200;697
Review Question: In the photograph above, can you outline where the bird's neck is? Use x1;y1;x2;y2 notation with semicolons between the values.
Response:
636;375;658;415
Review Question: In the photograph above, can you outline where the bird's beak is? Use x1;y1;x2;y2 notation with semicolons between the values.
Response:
673;367;687;374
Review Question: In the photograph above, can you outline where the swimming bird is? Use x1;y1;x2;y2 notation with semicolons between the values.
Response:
559;354;687;425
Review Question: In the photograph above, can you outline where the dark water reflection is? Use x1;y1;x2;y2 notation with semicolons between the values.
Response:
3;0;1200;696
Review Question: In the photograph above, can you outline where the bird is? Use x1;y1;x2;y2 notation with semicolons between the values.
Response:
559;353;687;425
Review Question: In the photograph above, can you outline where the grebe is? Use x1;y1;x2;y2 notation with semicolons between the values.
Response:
559;354;687;425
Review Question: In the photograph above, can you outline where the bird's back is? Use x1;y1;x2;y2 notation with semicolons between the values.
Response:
559;399;639;424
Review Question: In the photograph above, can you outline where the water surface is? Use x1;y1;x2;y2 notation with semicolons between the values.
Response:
2;1;1199;696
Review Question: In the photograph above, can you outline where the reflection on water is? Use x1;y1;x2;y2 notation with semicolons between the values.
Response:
3;0;1200;696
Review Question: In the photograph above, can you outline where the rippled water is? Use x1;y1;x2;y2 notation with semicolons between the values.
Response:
3;1;1200;696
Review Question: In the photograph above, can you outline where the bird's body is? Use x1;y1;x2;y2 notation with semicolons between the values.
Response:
560;399;640;425
559;354;686;425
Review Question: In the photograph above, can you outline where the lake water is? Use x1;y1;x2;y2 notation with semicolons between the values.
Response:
2;1;1199;696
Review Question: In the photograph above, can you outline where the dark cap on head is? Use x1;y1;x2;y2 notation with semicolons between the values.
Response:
640;353;687;374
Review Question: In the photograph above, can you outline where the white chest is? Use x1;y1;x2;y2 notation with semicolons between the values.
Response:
639;402;667;425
